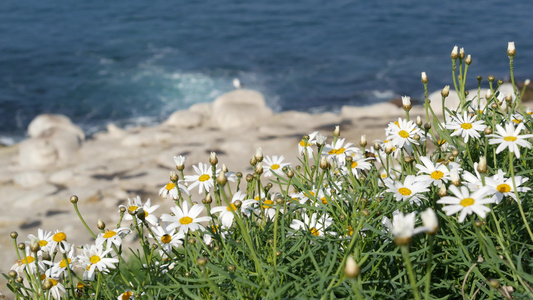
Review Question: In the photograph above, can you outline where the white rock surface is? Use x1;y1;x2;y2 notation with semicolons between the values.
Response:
212;89;273;129
28;114;85;140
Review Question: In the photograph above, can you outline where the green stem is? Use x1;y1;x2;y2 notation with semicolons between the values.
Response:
401;245;421;300
72;203;97;239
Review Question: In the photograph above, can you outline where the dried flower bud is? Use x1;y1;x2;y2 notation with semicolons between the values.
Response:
333;125;340;137
70;195;79;204
441;85;450;98
488;75;495;82
255;162;263;175
10;231;18;239
287;169;294;178
227;265;236;273
316;134;327;147
42;279;53;290
30;237;40;253
459;47;465;59
245;174;253;182
250;156;257;166
451;45;458;59
97;219;106;230
233;200;242;208
452;149;459;157
373;140;381;151
255;147;263;162
344;255;360;279
465;54;472;65
360;135;367;147
384;142;394;155
401;96;412;111
421;72;428;84
203;193;212;204
7;270;17;278
507;41;516;57
18;243;25;250
497;79;503;86
475;220;483;227
413;134;420;141
424;122;431;131
209;152;218;166
505;93;513;103
136;208;146;221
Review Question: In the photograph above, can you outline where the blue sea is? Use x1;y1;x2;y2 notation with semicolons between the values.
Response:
1;0;533;144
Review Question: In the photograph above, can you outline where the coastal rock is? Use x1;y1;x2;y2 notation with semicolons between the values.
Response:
13;171;46;187
341;102;404;119
189;102;213;119
27;114;85;141
164;110;203;128
212;89;273;130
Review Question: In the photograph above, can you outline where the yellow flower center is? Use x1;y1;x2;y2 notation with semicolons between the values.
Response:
161;234;172;244
59;258;72;268
347;226;354;236
310;228;320;236
299;140;308;147
179;216;193;225
504;136;517;142
351;161;358;168
437;139;446;146
399;130;409;138
335;147;345;154
49;278;58;286
128;206;139;214
394;121;400;127
431;170;444;180
227;203;237;211
103;231;117;239
262;199;274;209
461;123;473;130
21;256;35;265
497;184;511;193
53;232;66;242
321;197;328;205
90;255;101;264
122;291;133;300
199;174;210;182
165;182;176;190
460;198;475;207
39;240;48;247
398;187;412;196
512;119;522;124
271;164;280;170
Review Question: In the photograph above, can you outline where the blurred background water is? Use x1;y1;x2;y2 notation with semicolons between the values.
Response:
1;0;533;144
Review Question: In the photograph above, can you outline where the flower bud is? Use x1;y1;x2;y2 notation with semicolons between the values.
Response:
438;184;447;197
245;174;253;182
209;152;218;166
97;219;106;230
416;116;422;126
421;208;438;235
333;125;340;137
30;237;40;253
459;47;465;59
465;54;472;65
525;79;530;86
489;279;500;288
204;193;212;204
507;41;516;57
344;255;360;279
401;96;412;111
10;231;18;239
424;122;431;131
233;200;242;209
255;147;263;162
222;164;229;173
488;75;495;82
216;171;227;185
227;265;236;273
174;155;186;171
7;270;17;278
477;156;487;174
373;140;381;151
452;149;459;157
384;142;394;155
360;135;367;147
319;156;329;170
441;85;450;98
421;72;428;84
70;195;79;204
255;162;263;175
505;93;513;103
170;171;179;182
451;170;461;186
250;156;257;166
316;134;327;147
136;208;146;221
451;45;458;59
197;257;208;266
42;279;53;290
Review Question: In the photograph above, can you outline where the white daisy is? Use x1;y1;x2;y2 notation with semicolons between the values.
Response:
485;169;530;204
43;277;67;300
48;230;70;253
159;181;189;200
262;155;291;177
437;185;494;223
161;201;212;233
488;122;533;158
298;131;319;157
384;175;429;205
173;155;187;169
77;243;119;281
323;138;358;165
382;211;425;245
444;111;487;143
27;228;53;256
95;227;130;249
47;245;76;278
385;118;421;152
122;197;160;226
415;156;451;187
149;224;185;257
210;191;248;228
10;245;45;276
185;162;217;194
290;213;332;237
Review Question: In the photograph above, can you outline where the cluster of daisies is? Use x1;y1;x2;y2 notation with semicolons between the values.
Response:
9;90;533;298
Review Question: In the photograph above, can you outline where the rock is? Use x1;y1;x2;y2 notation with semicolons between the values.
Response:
189;102;213;119
341;102;404;119
13;171;46;187
49;169;75;186
164;110;203;128
211;89;273;130
27;114;85;141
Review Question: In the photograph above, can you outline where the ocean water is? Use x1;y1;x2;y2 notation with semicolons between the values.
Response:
1;0;533;144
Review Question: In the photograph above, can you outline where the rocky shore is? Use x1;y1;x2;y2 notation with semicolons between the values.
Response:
0;83;524;295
